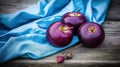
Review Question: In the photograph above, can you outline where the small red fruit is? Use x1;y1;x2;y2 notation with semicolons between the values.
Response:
56;56;65;63
78;22;105;48
47;21;73;47
62;12;86;35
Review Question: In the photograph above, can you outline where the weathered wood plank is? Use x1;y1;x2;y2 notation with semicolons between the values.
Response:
0;0;120;21
0;0;39;4
106;0;120;21
0;0;39;13
1;62;120;67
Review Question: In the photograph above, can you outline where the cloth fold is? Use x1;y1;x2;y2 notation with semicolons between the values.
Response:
0;0;110;63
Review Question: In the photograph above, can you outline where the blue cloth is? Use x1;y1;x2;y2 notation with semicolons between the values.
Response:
0;0;110;63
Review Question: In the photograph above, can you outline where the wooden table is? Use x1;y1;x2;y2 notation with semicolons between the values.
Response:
0;0;120;67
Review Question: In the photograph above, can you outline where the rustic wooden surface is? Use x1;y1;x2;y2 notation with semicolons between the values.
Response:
0;0;120;67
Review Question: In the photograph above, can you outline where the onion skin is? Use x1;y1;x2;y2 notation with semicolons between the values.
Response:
78;22;105;48
47;21;73;47
56;56;65;63
62;12;86;35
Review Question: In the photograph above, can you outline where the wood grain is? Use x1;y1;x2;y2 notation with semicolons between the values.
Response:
0;0;120;67
106;0;120;21
0;0;120;21
0;0;39;13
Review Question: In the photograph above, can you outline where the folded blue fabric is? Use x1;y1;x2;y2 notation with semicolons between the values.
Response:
0;0;110;63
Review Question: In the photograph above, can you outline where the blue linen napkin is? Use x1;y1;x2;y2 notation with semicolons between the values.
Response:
0;0;110;63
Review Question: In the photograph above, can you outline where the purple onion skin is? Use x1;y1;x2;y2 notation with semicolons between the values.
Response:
62;12;86;35
78;22;105;48
47;21;73;47
56;56;65;63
